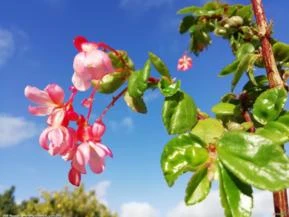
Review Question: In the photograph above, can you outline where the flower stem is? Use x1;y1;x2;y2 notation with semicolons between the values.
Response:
99;87;128;120
251;0;288;216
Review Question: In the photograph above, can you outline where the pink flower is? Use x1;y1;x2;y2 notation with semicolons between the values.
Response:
177;54;192;71
72;36;115;91
71;141;112;174
24;84;65;116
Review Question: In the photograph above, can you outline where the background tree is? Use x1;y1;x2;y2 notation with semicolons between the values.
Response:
0;186;18;216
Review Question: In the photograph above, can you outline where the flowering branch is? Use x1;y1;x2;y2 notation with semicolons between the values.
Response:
251;0;288;215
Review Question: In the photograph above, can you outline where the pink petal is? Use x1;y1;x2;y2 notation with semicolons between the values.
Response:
72;143;89;174
92;119;106;140
24;85;54;106
47;108;65;126
48;128;64;147
88;149;105;174
68;167;81;186
78;142;91;163
28;105;53;116
91;142;113;158
39;128;50;150
72;72;91;91
81;42;99;53
45;84;65;105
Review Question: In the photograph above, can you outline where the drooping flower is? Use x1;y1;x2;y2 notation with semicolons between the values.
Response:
24;84;65;116
68;119;112;185
177;53;193;71
72;36;115;91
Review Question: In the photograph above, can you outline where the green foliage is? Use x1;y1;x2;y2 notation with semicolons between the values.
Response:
158;78;181;97
124;91;147;114
273;42;289;64
162;91;198;134
161;133;208;186
252;87;287;125
19;185;117;217
217;132;289;191
149;52;171;79
0;186;18;216
185;168;211;205
219;162;253;217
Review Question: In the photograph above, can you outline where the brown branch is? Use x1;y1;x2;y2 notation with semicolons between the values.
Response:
251;0;288;216
251;0;283;88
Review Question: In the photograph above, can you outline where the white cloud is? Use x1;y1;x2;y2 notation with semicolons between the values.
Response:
0;28;14;66
0;114;38;148
109;116;134;132
120;202;159;217
120;0;173;10
166;189;275;217
91;180;111;205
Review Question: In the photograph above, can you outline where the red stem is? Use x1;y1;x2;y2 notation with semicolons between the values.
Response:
99;87;128;120
251;0;288;216
86;88;97;121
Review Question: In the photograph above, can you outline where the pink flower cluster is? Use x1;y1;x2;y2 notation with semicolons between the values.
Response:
177;53;193;71
24;36;116;186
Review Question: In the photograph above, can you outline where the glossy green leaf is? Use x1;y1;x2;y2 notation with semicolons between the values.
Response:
128;60;151;98
161;133;208;187
236;43;255;59
191;118;224;144
219;162;253;217
149;52;171;78
92;71;128;94
219;60;239;77
273;42;289;63
212;103;237;116
256;112;289;145
162;91;198;135
177;6;199;15
179;16;196;34
217;132;289;191
189;29;211;54
158;78;181;97
124;92;147;114
252;87;287;125
185;168;211;205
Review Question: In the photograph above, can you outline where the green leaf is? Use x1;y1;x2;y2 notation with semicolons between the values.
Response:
162;91;198;135
219;60;239;77
128;60;151;98
124;92;147;114
179;16;196;34
235;5;253;22
161;133;208;187
191;118;224;144
236;43;255;59
185;168;211;205
149;52;171;78
231;54;258;91
252;87;287;125
212;103;237;116
256;112;289;145
109;50;135;70
158;78;181;97
92;71;128;94
177;6;200;15
219;162;253;217
273;42;289;63
217;132;289;191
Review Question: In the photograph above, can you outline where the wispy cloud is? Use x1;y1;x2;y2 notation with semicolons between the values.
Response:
109;116;134;133
120;202;159;217
0;114;38;148
120;0;173;11
91;180;111;206
0;28;14;67
144;91;160;103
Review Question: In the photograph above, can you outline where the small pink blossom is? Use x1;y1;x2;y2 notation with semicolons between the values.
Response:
177;54;192;71
68;167;81;187
72;36;115;91
24;84;65;116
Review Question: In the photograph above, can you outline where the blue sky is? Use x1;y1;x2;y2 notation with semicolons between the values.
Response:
0;0;289;216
